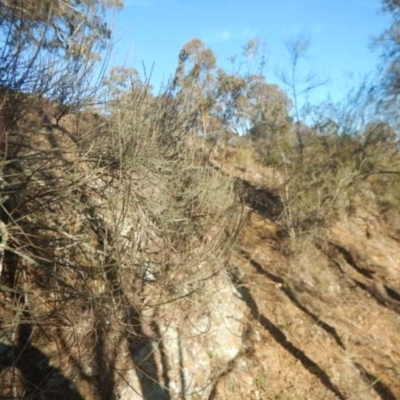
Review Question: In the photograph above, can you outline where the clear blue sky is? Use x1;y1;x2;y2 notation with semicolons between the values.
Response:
109;0;390;105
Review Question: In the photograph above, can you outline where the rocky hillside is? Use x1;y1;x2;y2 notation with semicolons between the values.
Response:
0;104;399;400
211;143;400;400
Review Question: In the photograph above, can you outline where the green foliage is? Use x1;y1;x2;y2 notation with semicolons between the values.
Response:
172;38;219;137
171;37;293;142
0;0;121;110
0;0;122;59
378;0;400;94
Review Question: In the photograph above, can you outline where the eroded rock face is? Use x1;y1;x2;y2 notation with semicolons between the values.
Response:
115;274;247;400
204;143;400;399
210;208;400;400
329;206;400;309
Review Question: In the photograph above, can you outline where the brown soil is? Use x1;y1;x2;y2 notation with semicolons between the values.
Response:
211;145;400;400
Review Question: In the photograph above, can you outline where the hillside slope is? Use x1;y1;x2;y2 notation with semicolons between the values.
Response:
0;106;399;399
211;143;400;399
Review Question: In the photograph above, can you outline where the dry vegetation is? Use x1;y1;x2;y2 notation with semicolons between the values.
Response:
210;136;400;399
0;1;400;399
0;78;243;396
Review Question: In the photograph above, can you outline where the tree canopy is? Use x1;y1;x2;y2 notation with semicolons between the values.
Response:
0;0;123;97
0;0;123;58
379;0;400;95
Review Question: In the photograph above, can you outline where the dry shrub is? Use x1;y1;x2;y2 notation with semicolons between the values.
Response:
0;79;242;396
249;116;400;247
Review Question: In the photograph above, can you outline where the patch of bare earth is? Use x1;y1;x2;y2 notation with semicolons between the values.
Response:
210;145;400;400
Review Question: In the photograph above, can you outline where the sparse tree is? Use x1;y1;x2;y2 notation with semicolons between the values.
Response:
172;38;218;137
0;0;123;109
277;36;326;155
0;0;122;59
378;0;400;95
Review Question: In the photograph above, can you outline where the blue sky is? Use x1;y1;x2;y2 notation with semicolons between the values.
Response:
110;0;390;104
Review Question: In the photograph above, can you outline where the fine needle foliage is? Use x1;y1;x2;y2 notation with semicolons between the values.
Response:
0;78;241;397
0;2;242;397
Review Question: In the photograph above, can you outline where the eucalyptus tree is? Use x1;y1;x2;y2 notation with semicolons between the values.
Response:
0;0;123;107
172;38;219;137
378;0;400;96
